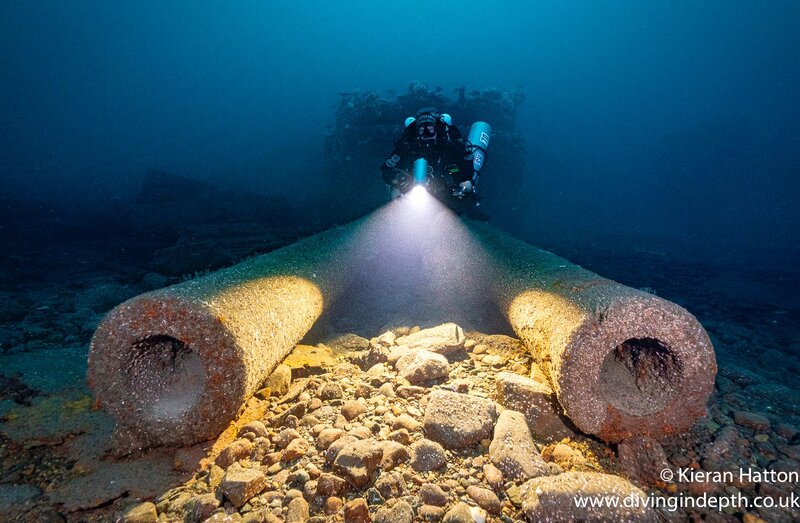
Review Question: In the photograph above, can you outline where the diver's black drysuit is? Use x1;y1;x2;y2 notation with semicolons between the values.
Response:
380;118;475;189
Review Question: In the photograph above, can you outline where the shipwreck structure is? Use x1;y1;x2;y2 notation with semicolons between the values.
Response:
89;203;716;448
323;82;527;220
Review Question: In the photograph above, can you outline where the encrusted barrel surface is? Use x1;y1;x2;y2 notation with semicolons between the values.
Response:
89;201;716;448
469;222;717;442
88;221;359;447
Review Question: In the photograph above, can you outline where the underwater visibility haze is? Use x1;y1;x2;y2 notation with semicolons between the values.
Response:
0;1;799;521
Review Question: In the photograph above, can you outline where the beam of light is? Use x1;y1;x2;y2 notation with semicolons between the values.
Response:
308;179;510;338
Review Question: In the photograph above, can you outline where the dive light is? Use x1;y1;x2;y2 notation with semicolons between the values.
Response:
413;157;429;185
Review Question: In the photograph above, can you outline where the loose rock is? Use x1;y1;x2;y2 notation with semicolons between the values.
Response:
419;504;445;521
184;494;219;522
489;409;549;480
546;442;587;470
395;350;450;384
216;439;254;469
734;411;771;432
341;400;367;421
333;439;383;487
219;465;267;509
396;323;466;361
467;485;502;514
281;437;309;461
286;496;310;523
319;382;344;400
317;427;346;449
344;497;371;522
317;472;349;497
374;499;414;523
483;463;503;489
495;371;572;441
410;439;448;472
521;472;654;522
618;435;670;486
393;413;422;431
264;364;292;397
379;440;411;470
423;390;496;449
419;483;448;506
275;428;301;449
374;471;407;499
326;435;359;464
118;501;158;523
441;501;474;523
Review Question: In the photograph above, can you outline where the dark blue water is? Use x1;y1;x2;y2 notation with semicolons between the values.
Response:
2;1;798;266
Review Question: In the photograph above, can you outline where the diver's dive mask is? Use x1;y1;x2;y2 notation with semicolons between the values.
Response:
416;113;437;142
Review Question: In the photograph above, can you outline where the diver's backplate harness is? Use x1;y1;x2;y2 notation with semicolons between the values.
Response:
395;109;492;200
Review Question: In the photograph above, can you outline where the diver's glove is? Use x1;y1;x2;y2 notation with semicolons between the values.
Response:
389;169;411;189
452;180;474;199
389;187;403;200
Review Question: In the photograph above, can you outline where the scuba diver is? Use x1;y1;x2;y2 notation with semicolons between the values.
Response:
380;108;491;214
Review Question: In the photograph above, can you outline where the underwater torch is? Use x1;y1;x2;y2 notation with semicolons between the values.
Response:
413;157;429;186
409;158;431;203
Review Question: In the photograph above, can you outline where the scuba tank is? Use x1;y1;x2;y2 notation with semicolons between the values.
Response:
467;121;492;173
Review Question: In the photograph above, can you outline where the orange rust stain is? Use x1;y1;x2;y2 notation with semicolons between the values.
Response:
207;375;225;386
201;398;270;470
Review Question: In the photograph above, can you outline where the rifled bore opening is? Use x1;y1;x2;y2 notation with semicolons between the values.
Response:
598;337;682;416
125;335;206;423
